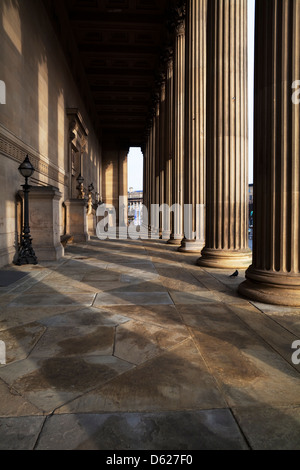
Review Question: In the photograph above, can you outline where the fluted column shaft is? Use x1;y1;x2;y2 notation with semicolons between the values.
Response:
149;119;155;231
198;0;252;268
180;0;207;253
159;80;166;237
144;139;151;228
152;100;160;235
168;19;185;245
163;54;174;240
239;0;300;305
143;143;148;216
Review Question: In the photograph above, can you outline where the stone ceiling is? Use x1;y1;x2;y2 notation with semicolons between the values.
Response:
43;0;178;148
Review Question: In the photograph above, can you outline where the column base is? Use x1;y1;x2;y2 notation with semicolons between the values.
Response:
167;235;183;246
197;248;252;269
178;239;204;253
239;267;300;307
149;228;160;240
161;230;171;241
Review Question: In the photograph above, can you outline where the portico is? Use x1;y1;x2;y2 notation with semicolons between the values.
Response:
0;0;300;450
0;0;299;305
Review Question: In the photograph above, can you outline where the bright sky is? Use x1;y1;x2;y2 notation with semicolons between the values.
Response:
128;147;144;191
128;0;256;191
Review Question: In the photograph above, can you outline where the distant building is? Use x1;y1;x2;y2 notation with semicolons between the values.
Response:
128;190;143;203
128;190;143;225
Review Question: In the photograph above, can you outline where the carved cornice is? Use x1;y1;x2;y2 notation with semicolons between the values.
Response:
175;18;185;36
67;108;88;140
0;125;68;186
67;108;89;155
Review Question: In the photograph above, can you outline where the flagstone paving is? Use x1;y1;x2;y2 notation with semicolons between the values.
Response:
0;237;300;450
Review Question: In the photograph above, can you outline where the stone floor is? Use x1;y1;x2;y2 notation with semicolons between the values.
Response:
0;237;300;450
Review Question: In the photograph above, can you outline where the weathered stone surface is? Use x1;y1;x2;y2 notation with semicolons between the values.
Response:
57;339;226;414
111;281;168;293
190;310;300;407
0;306;82;331
0;416;46;450
157;267;208;291
0;379;41;417
29;325;115;358
94;291;173;307
0;322;46;363
39;307;130;328
8;292;96;307
228;303;300;369
114;320;189;365
100;305;186;331
82;271;121;282
0;356;134;413
36;410;248;450
232;406;300;450
168;290;216;304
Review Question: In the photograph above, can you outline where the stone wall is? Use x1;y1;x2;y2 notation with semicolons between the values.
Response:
0;0;102;267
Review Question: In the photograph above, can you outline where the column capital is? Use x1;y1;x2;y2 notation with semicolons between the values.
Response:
165;1;186;36
175;18;185;36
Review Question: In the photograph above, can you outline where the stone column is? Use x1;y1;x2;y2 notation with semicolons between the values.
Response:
150;108;159;235
118;148;128;229
239;0;300;306
142;139;149;230
154;98;160;236
198;0;252;268
179;0;207;253
168;13;185;245
159;78;166;238
143;148;147;210
148;118;154;231
163;51;174;240
146;132;152;232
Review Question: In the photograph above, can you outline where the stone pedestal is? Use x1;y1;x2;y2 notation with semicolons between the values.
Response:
197;0;252;269
23;186;64;261
87;212;96;237
239;0;300;306
65;199;89;243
